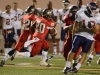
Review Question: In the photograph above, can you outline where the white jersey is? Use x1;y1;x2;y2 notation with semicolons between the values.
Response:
79;5;86;10
11;9;23;29
52;9;58;16
37;8;42;12
58;9;69;26
94;13;100;24
75;9;98;40
1;12;14;29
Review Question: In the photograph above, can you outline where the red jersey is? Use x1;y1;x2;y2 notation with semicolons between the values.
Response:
33;17;55;39
63;14;75;27
23;14;37;30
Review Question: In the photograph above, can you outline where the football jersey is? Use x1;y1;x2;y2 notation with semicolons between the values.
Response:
37;8;42;12
75;9;98;40
1;12;14;29
23;14;37;30
33;17;55;39
11;9;23;29
58;9;69;25
63;14;75;26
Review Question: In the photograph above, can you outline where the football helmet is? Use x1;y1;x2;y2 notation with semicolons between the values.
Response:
42;9;53;19
69;6;79;20
25;5;35;14
69;6;79;13
86;2;99;16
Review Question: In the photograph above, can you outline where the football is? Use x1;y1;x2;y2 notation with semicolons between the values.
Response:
49;28;57;36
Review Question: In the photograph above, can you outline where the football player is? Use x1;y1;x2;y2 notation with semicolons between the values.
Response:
24;9;57;66
25;0;42;17
62;5;79;71
58;0;70;55
86;0;100;66
44;1;58;55
0;7;37;67
1;5;15;55
63;2;100;74
11;2;24;42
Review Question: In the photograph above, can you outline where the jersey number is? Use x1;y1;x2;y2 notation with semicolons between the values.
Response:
14;14;21;21
6;19;10;25
36;22;45;33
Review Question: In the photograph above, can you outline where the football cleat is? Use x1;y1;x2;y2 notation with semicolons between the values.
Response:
70;67;78;74
86;58;92;66
86;61;91;66
45;55;54;62
40;60;51;67
0;60;5;67
63;67;71;74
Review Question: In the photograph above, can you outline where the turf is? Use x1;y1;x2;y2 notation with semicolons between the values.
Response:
0;55;100;75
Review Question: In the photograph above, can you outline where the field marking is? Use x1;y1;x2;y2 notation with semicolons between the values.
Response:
3;64;100;71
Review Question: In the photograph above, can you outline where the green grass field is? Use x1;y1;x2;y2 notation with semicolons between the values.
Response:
0;54;100;75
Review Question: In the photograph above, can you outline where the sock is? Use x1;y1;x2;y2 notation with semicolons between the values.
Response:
42;50;48;60
59;40;64;53
23;52;31;57
64;61;71;68
3;54;10;61
4;48;8;54
75;63;81;70
89;54;94;59
27;45;32;52
53;44;57;54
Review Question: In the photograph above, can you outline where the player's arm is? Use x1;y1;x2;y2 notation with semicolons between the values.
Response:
92;23;100;34
72;21;79;39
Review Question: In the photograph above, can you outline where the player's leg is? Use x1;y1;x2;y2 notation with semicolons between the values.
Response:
59;27;66;55
40;39;50;67
70;37;92;74
11;30;30;60
63;35;72;60
63;35;81;74
0;48;16;67
86;41;97;66
3;30;9;55
52;36;57;55
73;47;82;68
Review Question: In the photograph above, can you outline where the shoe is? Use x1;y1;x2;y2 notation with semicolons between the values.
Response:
97;58;100;65
70;67;78;74
63;67;71;74
45;55;54;62
40;60;51;67
86;61;91;66
86;58;92;66
11;56;15;61
0;60;5;67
